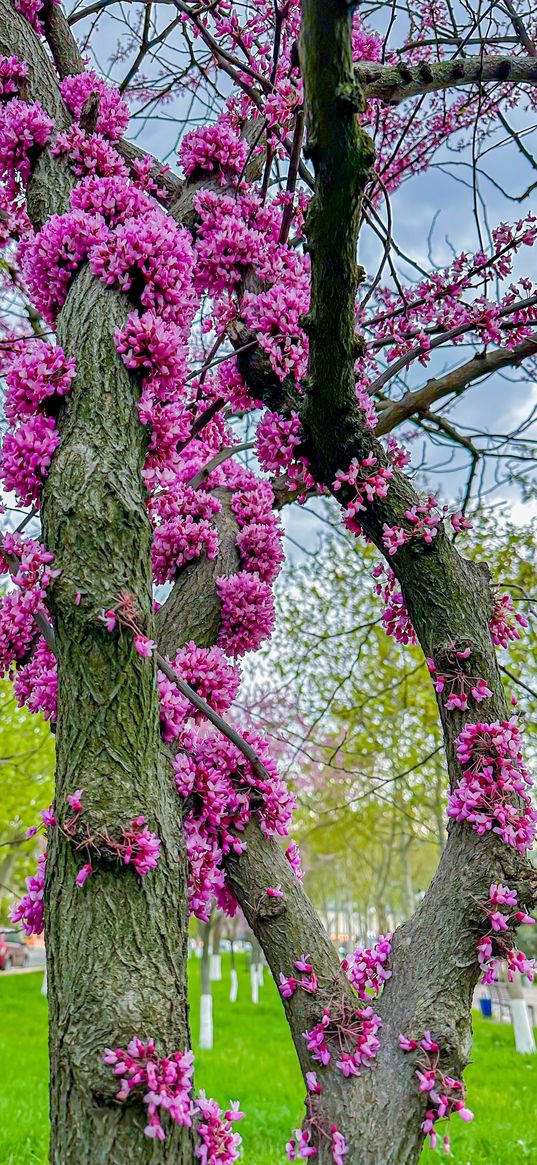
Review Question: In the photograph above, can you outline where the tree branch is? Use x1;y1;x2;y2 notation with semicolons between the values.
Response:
357;53;537;105
375;336;537;435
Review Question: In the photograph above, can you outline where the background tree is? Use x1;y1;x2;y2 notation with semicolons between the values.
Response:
0;679;54;917
0;2;536;1164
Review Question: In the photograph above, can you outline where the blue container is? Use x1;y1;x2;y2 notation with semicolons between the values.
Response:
479;998;492;1018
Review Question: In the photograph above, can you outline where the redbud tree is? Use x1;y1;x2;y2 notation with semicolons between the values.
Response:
0;0;537;1162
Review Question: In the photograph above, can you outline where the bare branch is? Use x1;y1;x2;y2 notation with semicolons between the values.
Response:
357;53;537;105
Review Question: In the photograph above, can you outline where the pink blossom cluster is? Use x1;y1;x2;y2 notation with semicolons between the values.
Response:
59;790;161;885
60;72;130;140
286;1128;317;1160
151;487;221;584
230;476;284;582
216;571;276;658
193;187;282;297
89;212;195;322
0;414;60;505
447;718;537;852
9;850;46;935
0;533;56;685
158;642;240;742
21;208;107;323
255;411;315;499
13;0;60;33
121;816;161;877
103;1040;243;1157
333;454;394;537
286;1122;348;1163
341;933;392;999
0;97;54;194
0;341;75;505
489;593;528;648
173;729;295;919
362;217;537;365
195;1091;244;1163
103;1039;195;1139
52;124;128;180
278;954;318;1000
3;341;76;422
179;115;248;183
304;1002;381;1076
399;1031;473;1154
476;883;535;985
372;563;417;645
0;54;28;96
382;496;441;556
382;499;471;556
13;637;57;721
242;252;310;382
426;650;493;712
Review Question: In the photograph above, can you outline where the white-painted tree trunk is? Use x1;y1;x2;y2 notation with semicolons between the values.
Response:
41;968;47;996
229;967;238;1002
199;993;213;1050
250;963;259;1004
510;999;536;1054
209;953;222;981
257;960;264;988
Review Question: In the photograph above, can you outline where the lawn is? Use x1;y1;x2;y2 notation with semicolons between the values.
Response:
0;957;536;1164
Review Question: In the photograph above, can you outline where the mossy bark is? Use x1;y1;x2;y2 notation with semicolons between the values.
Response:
41;268;193;1164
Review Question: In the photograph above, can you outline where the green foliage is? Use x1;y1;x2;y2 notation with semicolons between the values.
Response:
1;959;536;1165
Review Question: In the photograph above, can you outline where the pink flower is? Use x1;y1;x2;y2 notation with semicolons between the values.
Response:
76;863;93;887
279;973;297;999
515;912;535;926
331;1126;348;1165
134;634;156;658
67;789;84;814
266;886;284;898
489;883;517;906
420;1031;439;1053
399;1034;418;1052
285;840;304;880
294;955;313;974
455;1104;474;1122
490;910;509;933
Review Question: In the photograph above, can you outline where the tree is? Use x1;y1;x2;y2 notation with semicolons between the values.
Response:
0;1;536;1163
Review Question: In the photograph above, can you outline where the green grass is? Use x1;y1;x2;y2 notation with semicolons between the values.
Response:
0;958;536;1164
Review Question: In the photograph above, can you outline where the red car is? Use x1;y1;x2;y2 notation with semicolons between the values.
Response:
0;928;29;969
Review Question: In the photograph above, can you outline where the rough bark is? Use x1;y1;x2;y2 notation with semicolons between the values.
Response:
41;268;192;1165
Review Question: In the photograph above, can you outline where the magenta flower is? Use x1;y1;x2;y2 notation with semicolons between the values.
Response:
133;634;156;658
76;863;93;887
67;789;84;814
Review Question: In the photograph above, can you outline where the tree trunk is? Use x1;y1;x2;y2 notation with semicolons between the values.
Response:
507;979;536;1054
199;919;214;1050
42;268;193;1164
210;912;223;980
229;940;238;1003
